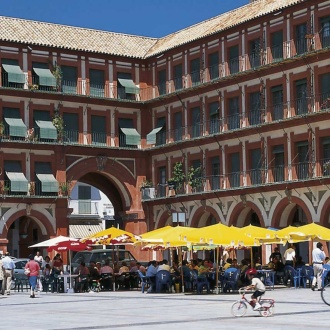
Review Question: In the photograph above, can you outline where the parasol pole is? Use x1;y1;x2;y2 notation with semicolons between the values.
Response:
250;247;254;268
215;246;219;294
179;247;184;293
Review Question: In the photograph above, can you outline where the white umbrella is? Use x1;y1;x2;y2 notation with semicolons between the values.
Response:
29;235;72;248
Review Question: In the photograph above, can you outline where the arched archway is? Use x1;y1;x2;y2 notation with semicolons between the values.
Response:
190;206;221;227
229;201;265;227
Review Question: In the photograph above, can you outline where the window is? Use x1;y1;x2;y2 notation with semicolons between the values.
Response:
191;106;201;138
61;65;77;94
229;45;239;74
174;112;183;141
229;152;240;188
3;107;26;140
228;97;240;130
173;64;183;90
295;23;307;55
249;38;261;68
117;72;137;100
119;118;140;148
63;113;79;143
272;145;285;182
91;115;106;146
209;102;220;134
156;117;166;146
33;110;57;141
208;52;219;80
295;141;310;179
322;138;330;175
156;167;166;198
1;59;25;88
190;58;200;86
78;185;91;214
32;62;56;91
271;31;283;62
295;79;308;115
271;85;284;120
250;148;262;185
34;162;58;195
211;156;221;190
158;69;166;96
249;91;262;125
320;73;330;109
89;69;104;97
320;16;330;48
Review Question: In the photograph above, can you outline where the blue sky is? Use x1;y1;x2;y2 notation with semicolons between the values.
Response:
1;0;248;37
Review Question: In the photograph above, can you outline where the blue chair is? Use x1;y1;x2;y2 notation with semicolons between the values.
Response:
137;270;150;293
301;266;314;288
222;268;240;293
284;266;301;288
156;270;172;293
322;264;330;287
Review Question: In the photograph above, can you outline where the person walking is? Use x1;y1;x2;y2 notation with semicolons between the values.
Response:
25;254;40;298
311;242;326;291
1;252;15;295
0;254;4;293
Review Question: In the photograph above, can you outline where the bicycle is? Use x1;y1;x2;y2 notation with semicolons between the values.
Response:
231;288;275;317
321;282;330;306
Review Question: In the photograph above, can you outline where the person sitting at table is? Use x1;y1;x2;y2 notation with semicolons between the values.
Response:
42;255;52;270
238;259;250;288
254;257;262;270
231;258;239;269
189;260;199;272
272;256;285;284
158;259;170;272
88;261;101;289
146;260;158;293
74;261;90;293
100;259;113;291
198;260;211;276
295;256;305;269
181;260;192;291
51;253;64;292
129;261;138;272
223;258;233;270
113;262;120;274
137;262;146;275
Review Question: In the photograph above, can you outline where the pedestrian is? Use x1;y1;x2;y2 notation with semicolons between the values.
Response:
0;254;4;293
311;242;326;291
1;252;15;295
25;254;40;298
34;250;44;268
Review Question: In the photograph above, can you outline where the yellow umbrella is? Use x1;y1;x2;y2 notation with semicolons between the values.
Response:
82;226;137;245
190;223;258;247
280;223;330;242
137;225;201;247
236;224;278;241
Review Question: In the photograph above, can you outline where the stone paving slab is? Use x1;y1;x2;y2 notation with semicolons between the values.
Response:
1;287;329;330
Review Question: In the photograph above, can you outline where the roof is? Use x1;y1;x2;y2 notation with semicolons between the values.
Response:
0;0;303;59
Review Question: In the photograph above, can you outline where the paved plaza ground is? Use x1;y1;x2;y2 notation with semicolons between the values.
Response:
1;287;329;330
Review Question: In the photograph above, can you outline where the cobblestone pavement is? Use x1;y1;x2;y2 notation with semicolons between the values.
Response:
1;287;328;330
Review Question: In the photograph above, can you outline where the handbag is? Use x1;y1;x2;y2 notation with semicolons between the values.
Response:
24;268;30;275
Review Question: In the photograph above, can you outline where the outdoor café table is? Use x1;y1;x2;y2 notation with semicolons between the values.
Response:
58;273;78;293
257;269;275;290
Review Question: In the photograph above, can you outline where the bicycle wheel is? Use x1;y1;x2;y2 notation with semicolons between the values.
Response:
321;283;330;306
259;305;275;317
231;301;247;317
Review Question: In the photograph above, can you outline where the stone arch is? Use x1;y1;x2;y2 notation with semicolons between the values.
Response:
228;201;265;227
66;157;138;212
318;192;330;226
0;209;55;239
272;196;313;228
190;206;221;227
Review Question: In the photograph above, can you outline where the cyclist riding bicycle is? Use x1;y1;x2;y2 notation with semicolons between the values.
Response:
245;268;266;311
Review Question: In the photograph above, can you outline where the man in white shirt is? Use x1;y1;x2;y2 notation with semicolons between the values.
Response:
2;252;15;295
284;244;296;267
311;242;326;291
34;251;44;267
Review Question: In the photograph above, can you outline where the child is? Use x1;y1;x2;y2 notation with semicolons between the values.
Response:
245;268;266;311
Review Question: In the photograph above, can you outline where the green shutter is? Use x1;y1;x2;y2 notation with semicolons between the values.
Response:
36;174;59;192
209;102;219;116
147;127;163;144
272;145;284;154
5;172;28;192
61;65;77;93
118;78;139;94
251;149;262;169
33;68;56;87
120;128;140;146
2;64;25;84
4;118;27;137
35;120;57;140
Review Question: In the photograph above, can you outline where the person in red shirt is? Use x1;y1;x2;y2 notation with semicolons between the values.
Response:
25;254;40;298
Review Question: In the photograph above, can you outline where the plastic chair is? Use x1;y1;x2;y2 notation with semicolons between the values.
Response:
322;264;330;287
137;270;150;293
155;270;172;293
222;268;240;293
284;266;300;288
301;265;313;288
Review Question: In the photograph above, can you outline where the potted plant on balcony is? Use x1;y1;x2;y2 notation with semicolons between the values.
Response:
0;121;5;136
140;179;155;200
29;181;35;196
59;180;71;196
1;182;10;195
187;166;203;192
168;162;185;195
52;112;64;142
52;64;63;92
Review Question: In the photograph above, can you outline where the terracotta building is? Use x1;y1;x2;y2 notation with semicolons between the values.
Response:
0;0;329;261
